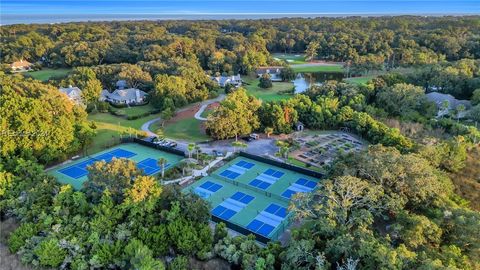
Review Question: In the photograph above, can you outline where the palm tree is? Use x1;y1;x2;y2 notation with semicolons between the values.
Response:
157;158;167;181
232;140;246;153
187;143;195;159
456;104;466;122
440;100;450;118
264;127;274;138
195;145;201;160
276;140;290;161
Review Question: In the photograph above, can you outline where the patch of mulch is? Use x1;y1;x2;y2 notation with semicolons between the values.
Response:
167;104;201;123
206;102;220;111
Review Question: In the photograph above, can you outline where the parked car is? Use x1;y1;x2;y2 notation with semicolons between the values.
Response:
250;133;260;140
212;150;224;157
242;136;254;142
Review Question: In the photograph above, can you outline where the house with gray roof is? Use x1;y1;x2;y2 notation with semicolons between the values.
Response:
426;92;471;118
100;88;147;105
59;86;83;105
211;74;242;87
256;66;284;81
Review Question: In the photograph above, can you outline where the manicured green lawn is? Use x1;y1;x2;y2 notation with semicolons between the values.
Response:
111;103;157;118
344;76;375;85
272;53;307;64
243;77;294;102
162;118;210;142
24;68;72;81
287;157;324;173
87;112;162;153
200;107;214;118
291;65;344;73
87;129;124;155
88;112;160;130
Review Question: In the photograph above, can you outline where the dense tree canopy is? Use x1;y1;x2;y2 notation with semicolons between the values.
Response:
206;88;261;140
1;16;479;270
0;74;94;163
2;16;479;73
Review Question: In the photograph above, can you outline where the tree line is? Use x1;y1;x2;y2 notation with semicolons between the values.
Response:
2;16;479;74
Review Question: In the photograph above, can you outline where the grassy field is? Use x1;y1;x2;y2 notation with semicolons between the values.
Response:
111;103;157;118
89;112;160;130
291;65;344;73
160;118;210;142
87;112;161;153
201;107;214;118
243;77;294;102
287;157;324;173
272;53;307;64
24;68;72;81
344;76;375;85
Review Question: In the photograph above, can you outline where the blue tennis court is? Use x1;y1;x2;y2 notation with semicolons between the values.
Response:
235;160;255;169
264;203;288;218
59;148;137;179
219;169;241;179
231;191;255;204
194;181;223;199
281;178;318;198
263;168;285;178
246;203;288;237
212;205;237;220
296;178;317;189
199;181;223;192
249;179;271;190
185;155;321;242
137;158;168;175
58;166;88;179
211;191;255;220
247;220;275;237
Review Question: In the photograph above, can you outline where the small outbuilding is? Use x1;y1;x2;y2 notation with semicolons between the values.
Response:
255;66;284;81
295;121;305;131
10;59;33;72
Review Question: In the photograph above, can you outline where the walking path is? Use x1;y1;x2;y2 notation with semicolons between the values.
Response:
194;95;224;121
140;118;159;137
164;151;233;185
140;94;225;136
194;104;210;121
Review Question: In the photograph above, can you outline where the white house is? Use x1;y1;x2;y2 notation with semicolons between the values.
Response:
426;92;471;118
212;74;242;87
10;60;33;72
100;88;147;105
59;86;83;105
256;66;284;81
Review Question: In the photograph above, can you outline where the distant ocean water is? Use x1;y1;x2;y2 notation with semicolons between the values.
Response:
1;0;479;25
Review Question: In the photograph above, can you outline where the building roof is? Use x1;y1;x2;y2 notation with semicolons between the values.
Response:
212;74;241;85
256;66;284;75
102;88;147;101
426;92;471;110
10;60;32;68
59;86;82;98
116;80;128;89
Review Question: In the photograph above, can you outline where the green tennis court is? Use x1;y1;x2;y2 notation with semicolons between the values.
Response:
185;156;320;241
49;143;183;190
